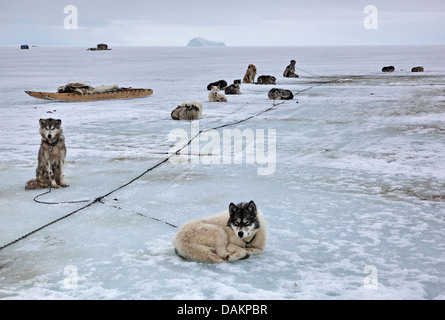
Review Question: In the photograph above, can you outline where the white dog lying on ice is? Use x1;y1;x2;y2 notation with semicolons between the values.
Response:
208;86;227;102
173;201;267;263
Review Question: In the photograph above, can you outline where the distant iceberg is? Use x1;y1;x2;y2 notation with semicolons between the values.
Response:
187;37;226;47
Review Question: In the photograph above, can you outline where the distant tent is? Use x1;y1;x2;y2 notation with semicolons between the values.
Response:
21;45;29;50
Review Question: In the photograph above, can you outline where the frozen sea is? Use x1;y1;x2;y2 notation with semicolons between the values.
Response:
0;45;444;300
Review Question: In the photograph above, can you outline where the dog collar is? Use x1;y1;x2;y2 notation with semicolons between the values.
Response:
243;233;256;247
44;139;59;147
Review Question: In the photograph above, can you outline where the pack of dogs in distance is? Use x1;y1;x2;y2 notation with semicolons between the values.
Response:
171;60;298;121
24;60;424;264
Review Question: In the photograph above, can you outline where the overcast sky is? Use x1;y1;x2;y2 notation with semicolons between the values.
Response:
1;0;444;46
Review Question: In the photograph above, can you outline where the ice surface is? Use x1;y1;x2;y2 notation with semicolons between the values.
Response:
0;45;444;299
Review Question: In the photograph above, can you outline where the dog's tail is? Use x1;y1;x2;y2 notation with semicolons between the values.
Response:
174;248;188;260
173;243;226;263
25;179;41;190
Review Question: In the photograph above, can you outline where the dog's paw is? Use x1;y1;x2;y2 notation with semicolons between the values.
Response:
225;251;250;262
59;183;69;188
240;253;251;260
246;248;262;255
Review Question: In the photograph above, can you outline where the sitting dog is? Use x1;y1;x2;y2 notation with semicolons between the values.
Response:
283;60;299;78
207;80;227;91
242;64;257;83
268;88;294;100
256;75;276;85
208;86;227;102
225;79;242;95
171;101;203;120
382;66;395;72
173;201;267;263
25;118;68;190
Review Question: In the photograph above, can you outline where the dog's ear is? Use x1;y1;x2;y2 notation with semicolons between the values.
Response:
54;119;62;127
229;203;237;216
39;118;46;126
246;201;257;215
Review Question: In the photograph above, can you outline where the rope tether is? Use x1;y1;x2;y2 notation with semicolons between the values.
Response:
0;75;344;252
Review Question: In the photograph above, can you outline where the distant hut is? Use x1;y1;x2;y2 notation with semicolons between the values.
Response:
20;45;29;50
97;43;108;50
87;43;111;51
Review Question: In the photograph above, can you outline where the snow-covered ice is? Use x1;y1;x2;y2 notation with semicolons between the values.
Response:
0;45;444;299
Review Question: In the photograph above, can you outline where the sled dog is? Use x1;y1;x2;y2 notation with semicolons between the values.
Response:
208;86;227;102
207;80;227;91
382;66;395;72
268;88;294;100
173;201;267;263
171;101;203;120
225;79;242;95
242;64;257;83
25;118;68;190
256;75;276;85
283;60;299;78
411;66;424;72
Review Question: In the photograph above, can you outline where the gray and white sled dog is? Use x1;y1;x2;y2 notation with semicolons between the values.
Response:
268;88;294;100
225;79;242;95
173;201;267;263
171;101;203;120
25;118;68;190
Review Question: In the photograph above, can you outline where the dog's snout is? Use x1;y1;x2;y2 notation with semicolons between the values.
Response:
47;134;52;139
238;231;244;238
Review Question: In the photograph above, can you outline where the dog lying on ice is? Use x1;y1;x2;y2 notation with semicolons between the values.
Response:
171;101;203;120
25;118;68;190
207;80;227;91
268;88;294;100
208;86;227;102
411;66;424;72
382;66;395;72
242;64;257;83
256;75;276;85
225;79;242;95
173;201;267;263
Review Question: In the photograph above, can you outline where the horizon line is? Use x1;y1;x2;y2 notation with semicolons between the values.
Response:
3;43;445;48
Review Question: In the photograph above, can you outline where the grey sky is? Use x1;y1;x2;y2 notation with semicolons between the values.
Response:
1;0;444;46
